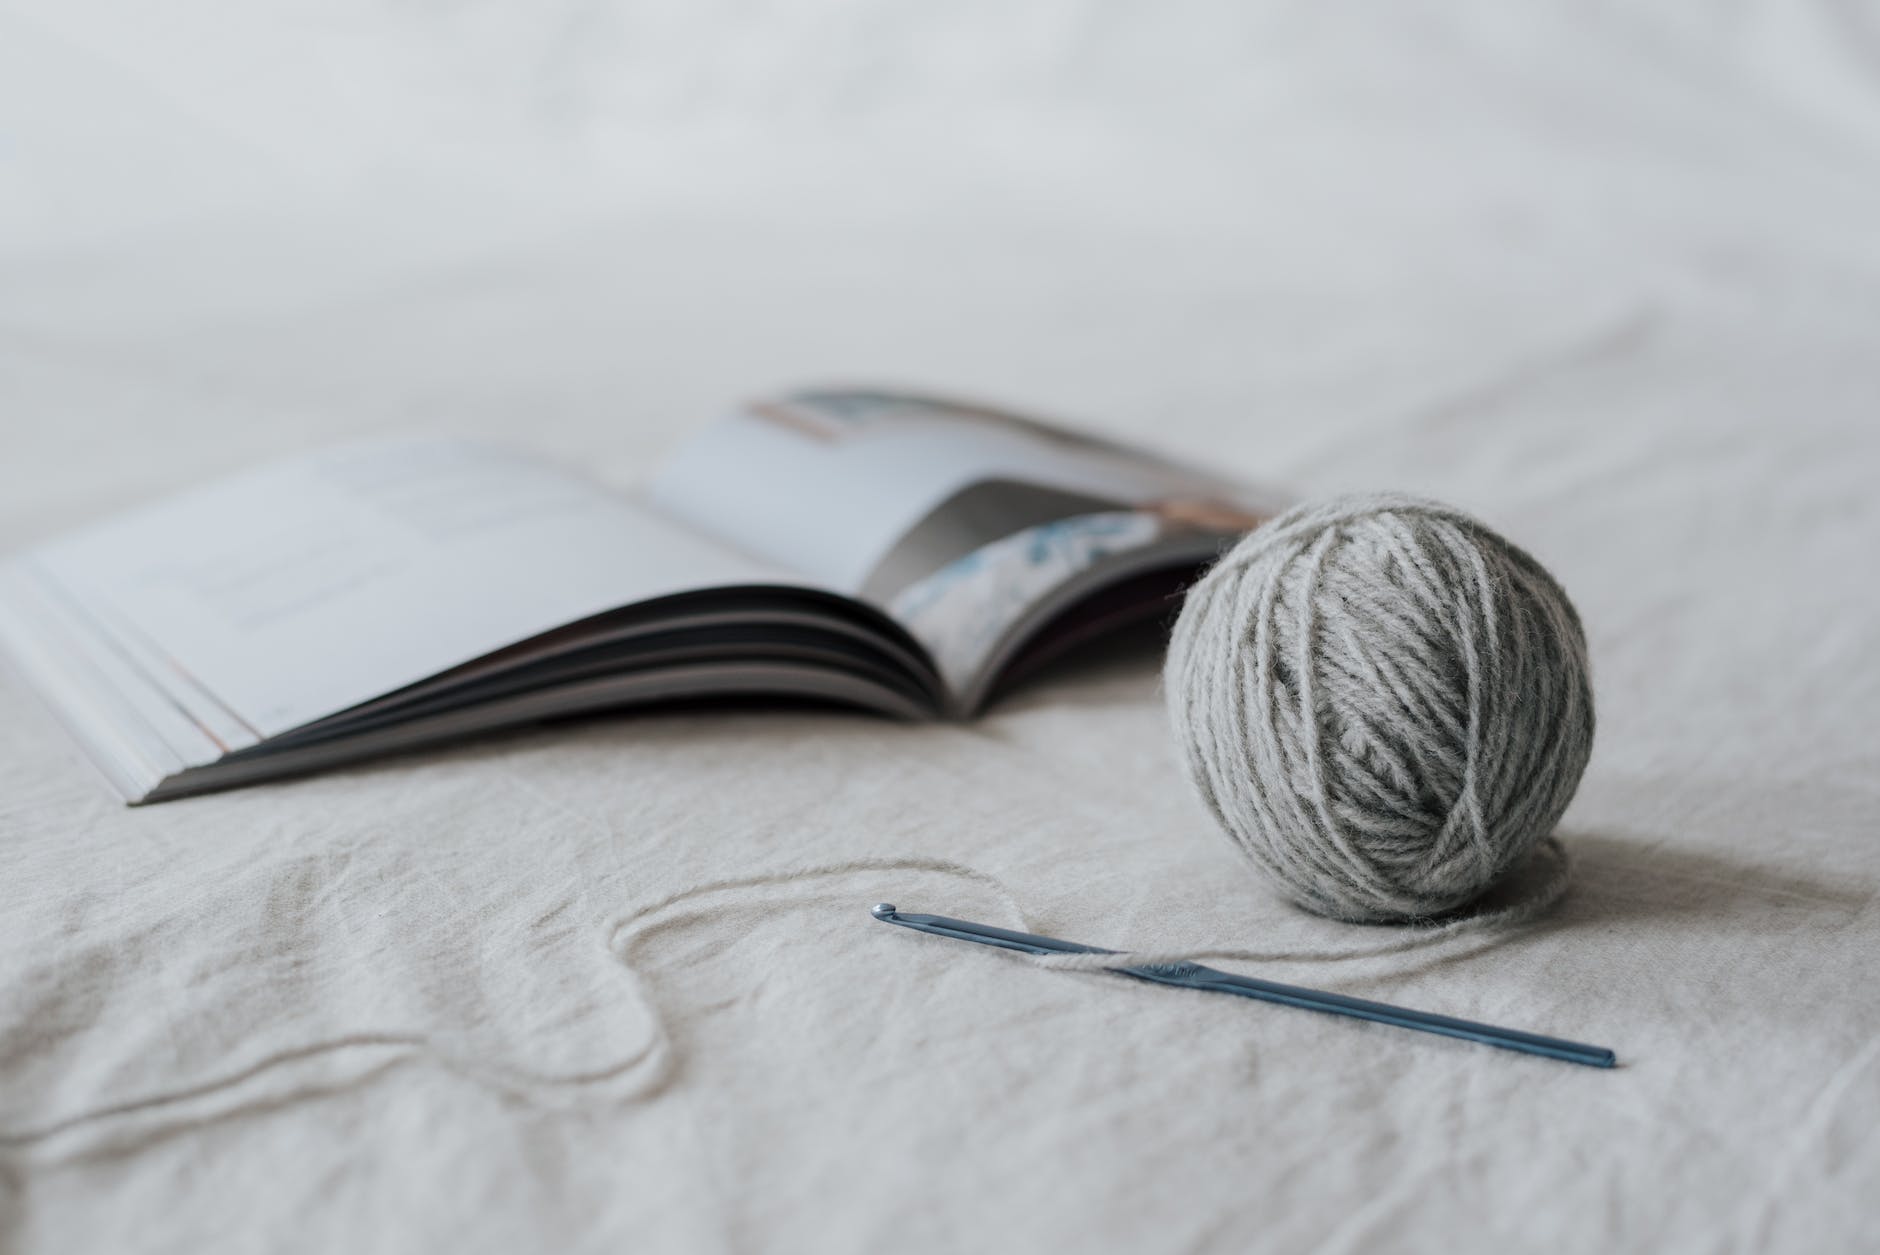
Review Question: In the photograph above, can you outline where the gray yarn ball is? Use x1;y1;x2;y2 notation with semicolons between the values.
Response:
1166;493;1595;923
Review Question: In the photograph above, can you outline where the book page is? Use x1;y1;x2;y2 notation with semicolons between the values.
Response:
647;389;1281;695
31;437;794;743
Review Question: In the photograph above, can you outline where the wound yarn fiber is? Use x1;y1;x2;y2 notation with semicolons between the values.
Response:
1166;493;1594;924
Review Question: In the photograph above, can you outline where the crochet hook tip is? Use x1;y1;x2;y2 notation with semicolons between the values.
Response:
871;902;898;919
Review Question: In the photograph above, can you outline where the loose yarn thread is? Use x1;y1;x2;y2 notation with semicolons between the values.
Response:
1166;493;1594;924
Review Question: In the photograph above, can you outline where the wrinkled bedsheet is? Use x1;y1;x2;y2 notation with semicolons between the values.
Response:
3;4;1878;1251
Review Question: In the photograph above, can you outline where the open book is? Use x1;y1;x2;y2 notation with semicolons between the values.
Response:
0;390;1279;803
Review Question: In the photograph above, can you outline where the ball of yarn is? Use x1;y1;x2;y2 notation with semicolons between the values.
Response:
1166;493;1594;923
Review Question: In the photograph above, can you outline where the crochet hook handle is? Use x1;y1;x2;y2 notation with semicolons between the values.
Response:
871;904;1615;1069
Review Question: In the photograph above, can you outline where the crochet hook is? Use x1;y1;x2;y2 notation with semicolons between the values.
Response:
870;904;1615;1069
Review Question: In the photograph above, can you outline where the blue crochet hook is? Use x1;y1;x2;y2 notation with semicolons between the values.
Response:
870;904;1615;1069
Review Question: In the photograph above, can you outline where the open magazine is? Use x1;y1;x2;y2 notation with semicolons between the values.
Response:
0;389;1280;803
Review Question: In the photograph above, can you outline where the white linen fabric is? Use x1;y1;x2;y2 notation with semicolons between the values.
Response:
3;4;1878;1251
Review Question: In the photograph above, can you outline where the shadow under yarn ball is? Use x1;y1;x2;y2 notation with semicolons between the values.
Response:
1165;493;1595;924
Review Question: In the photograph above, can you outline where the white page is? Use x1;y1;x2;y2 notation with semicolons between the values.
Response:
33;437;793;739
648;390;1279;695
